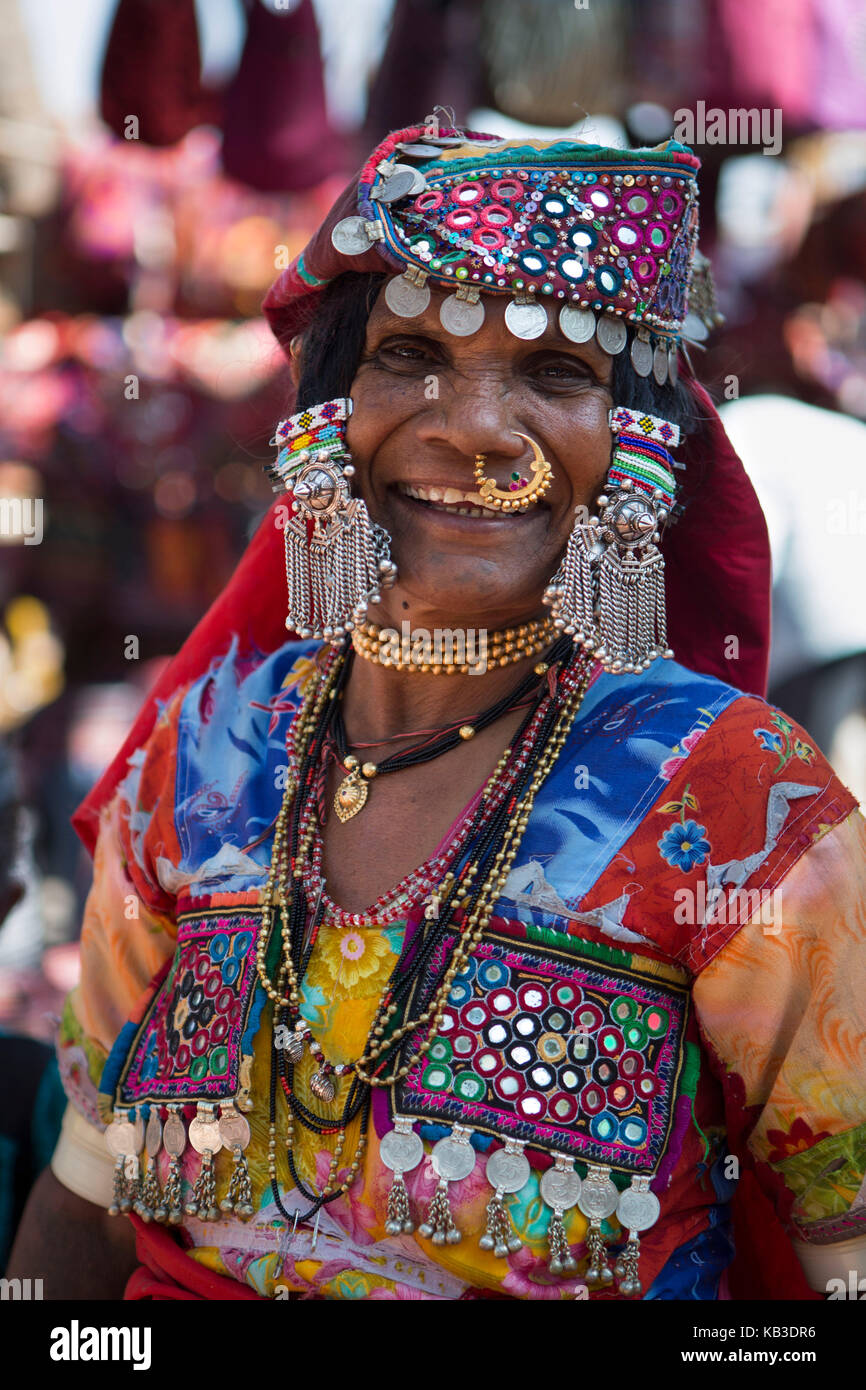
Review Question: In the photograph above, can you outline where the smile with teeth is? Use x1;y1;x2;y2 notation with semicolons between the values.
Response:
399;482;511;518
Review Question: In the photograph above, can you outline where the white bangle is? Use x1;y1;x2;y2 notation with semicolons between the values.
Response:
792;1231;866;1295
50;1103;116;1209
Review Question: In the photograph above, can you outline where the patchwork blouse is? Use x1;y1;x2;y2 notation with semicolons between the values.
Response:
53;638;866;1300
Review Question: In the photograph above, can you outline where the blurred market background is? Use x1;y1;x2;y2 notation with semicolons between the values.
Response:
0;0;865;1237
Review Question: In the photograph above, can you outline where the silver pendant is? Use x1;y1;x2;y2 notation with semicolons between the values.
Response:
630;331;653;377
105;1114;137;1159
486;1142;530;1196
188;1106;222;1156
219;1108;251;1152
384;273;431;319
439;293;485;337
144;1109;163;1159
331;215;374;256
310;1068;337;1103
616;1177;660;1233
577;1163;618;1221
481;1139;528;1257
559;305;596;344
596;315;628;355
540;1154;582;1213
540;1152;581;1276
380;1118;424;1176
282;1024;307;1063
382;1117;424;1237
430;1125;477;1183
420;1124;476;1245
163;1108;186;1158
668;344;679;385
652;344;669;385
504;298;548;340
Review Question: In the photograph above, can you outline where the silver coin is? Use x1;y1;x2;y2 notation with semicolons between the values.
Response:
559;305;596;344
331;216;373;257
596;316;628;355
189;1117;222;1155
540;1166;582;1212
380;1128;424;1175
617;1186;660;1233
653;344;669;385
163;1112;187;1158
577;1174;619;1221
145;1111;162;1157
105;1119;136;1158
123;1153;140;1181
505;299;549;340
384;275;431;319
682;311;709;342
630;333;653;377
486;1148;531;1195
439;293;485;337
375;167;419;204
419;135;467;146
668;344;679;385
431;1134;477;1183
219;1112;251;1151
396;143;445;159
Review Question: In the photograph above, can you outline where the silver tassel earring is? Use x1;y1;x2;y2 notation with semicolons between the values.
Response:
545;407;680;673
266;398;397;642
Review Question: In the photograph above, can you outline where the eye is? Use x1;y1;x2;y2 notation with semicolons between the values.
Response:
375;337;440;366
528;354;595;390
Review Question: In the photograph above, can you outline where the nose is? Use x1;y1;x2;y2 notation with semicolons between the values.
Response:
414;377;528;471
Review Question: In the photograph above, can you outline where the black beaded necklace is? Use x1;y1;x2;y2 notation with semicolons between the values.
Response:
265;633;589;1224
329;648;560;823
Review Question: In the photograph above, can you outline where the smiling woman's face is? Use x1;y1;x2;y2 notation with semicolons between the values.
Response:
345;280;615;630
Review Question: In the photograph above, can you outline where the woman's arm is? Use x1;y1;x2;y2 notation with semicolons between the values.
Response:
693;809;866;1294
8;1168;137;1300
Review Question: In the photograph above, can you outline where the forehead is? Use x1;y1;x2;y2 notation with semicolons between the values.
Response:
366;278;613;371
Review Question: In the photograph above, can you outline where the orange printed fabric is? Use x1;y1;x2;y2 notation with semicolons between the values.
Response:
569;694;857;972
693;810;866;1242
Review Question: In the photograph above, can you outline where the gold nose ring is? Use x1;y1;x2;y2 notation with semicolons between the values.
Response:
473;432;553;512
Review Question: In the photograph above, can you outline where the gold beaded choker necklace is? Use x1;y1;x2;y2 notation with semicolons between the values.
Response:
352;618;556;674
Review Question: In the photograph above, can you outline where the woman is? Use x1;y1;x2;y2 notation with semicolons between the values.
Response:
12;123;866;1301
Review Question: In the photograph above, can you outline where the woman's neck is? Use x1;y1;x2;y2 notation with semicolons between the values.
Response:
340;599;552;743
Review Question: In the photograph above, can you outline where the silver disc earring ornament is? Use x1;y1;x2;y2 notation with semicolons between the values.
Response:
266;398;397;642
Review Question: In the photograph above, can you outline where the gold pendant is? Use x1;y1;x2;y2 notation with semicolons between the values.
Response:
334;769;369;822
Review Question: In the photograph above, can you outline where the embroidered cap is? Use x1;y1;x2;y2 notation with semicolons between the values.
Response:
264;121;718;382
